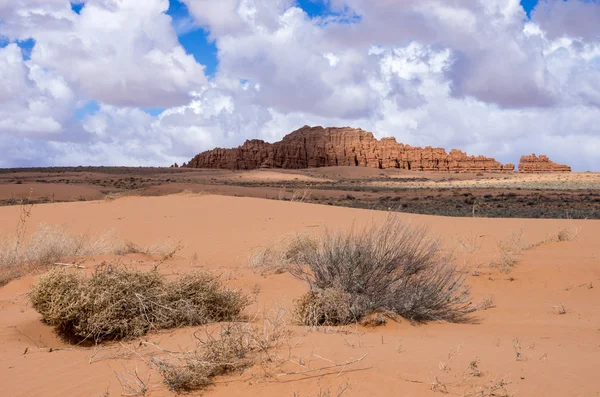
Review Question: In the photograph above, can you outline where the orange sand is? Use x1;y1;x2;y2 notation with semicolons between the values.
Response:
0;194;598;396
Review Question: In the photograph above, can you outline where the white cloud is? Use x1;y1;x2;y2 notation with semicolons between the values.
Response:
0;0;599;171
533;0;600;41
0;0;207;107
0;43;75;137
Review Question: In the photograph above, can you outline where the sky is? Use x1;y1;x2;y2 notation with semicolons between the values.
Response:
0;0;599;170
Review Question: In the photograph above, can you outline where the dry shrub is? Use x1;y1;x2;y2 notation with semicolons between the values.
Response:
359;312;388;327
166;272;249;326
293;289;359;326
287;217;473;325
156;323;254;392
29;266;248;342
155;314;290;393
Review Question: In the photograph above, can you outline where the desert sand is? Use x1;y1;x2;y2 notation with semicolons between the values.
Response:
0;193;598;396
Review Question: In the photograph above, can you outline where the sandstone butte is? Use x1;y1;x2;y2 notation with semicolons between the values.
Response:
184;126;539;172
519;154;571;172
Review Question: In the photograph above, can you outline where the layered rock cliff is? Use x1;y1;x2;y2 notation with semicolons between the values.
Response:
518;154;571;173
185;126;515;172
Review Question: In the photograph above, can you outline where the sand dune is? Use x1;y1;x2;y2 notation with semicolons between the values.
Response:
0;195;598;396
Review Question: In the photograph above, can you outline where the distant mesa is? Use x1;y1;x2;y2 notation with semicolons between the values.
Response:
183;126;567;173
518;154;571;173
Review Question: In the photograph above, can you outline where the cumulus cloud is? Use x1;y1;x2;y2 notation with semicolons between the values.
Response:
0;43;75;137
0;0;599;170
0;0;207;107
533;0;600;41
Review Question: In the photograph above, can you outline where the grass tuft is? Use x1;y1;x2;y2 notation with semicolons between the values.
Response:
0;223;182;286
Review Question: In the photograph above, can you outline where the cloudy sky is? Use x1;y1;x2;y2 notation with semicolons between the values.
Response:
0;0;599;170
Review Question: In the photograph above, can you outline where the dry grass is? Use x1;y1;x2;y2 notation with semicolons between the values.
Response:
283;216;473;325
556;226;579;242
29;266;249;343
497;228;527;254
456;232;485;254
154;323;255;392
115;365;151;396
278;188;312;202
476;295;496;311
491;228;528;272
154;310;292;393
248;243;291;275
152;314;364;393
1;224;123;286
293;289;359;326
0;223;182;286
248;234;315;275
492;226;581;273
553;302;567;315
116;240;183;260
293;381;351;397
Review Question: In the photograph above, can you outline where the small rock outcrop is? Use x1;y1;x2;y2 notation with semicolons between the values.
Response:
185;126;515;172
518;154;571;173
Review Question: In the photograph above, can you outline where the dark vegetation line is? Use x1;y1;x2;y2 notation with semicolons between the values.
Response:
1;167;598;219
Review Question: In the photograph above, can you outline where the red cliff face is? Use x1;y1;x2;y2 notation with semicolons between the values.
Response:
185;126;515;172
518;154;571;172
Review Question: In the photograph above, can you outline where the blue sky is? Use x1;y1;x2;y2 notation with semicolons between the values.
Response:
166;0;217;77
70;2;84;14
521;0;540;17
297;0;330;17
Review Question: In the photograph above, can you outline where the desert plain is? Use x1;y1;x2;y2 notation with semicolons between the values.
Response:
0;167;599;397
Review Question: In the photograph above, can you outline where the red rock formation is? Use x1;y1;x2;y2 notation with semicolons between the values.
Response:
518;154;571;173
185;126;515;172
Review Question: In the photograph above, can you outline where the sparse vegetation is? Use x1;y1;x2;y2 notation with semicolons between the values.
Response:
155;323;255;392
476;296;496;311
29;266;248;342
293;289;359;326
457;232;485;254
553;303;567;315
557;228;572;242
273;217;473;325
115;365;150;396
154;305;293;393
1;223;126;286
0;222;182;286
492;225;582;273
